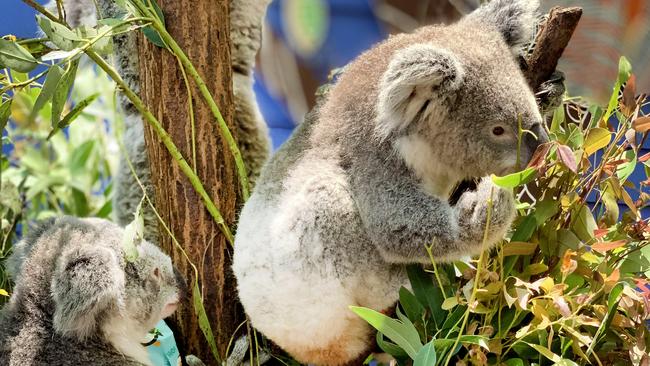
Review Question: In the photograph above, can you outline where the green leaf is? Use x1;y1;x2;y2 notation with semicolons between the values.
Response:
37;16;82;51
142;0;167;48
122;197;144;262
51;60;79;129
31;65;65;121
554;360;579;366
0;180;21;213
68;140;96;176
503;359;525;366
492;167;537;188
192;282;221;362
399;286;424;321
550;105;564;133
617;56;632;84
0;38;38;72
48;93;99;140
376;332;409;359
407;265;445;329
527;343;561;363
350;306;423;360
414;340;437;366
0;98;12;131
587;282;626;356
572;205;597;243
584;128;611;156
432;336;489;355
616;150;636;183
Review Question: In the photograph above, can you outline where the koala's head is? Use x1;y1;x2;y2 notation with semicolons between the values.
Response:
374;0;548;188
44;218;183;341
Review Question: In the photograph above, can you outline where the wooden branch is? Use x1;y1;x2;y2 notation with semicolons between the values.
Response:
525;6;583;91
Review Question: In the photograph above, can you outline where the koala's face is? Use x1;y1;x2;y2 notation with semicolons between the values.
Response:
374;0;548;188
123;241;184;332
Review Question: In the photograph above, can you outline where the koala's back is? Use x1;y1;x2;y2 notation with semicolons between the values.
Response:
0;217;145;366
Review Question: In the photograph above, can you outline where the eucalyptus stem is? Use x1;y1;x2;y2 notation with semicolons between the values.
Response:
85;49;234;244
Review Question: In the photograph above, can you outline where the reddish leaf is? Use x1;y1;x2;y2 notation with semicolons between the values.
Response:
527;142;551;169
632;116;650;133
622;74;637;115
639;152;650;163
557;144;577;173
593;228;608;239
591;240;627;253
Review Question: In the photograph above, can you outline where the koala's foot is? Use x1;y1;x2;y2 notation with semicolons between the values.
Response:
225;335;271;366
455;177;515;252
184;355;206;366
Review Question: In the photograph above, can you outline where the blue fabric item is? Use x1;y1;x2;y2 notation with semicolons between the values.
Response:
145;320;181;366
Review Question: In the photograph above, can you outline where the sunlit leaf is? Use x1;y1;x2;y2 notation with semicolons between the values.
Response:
632;116;650;133
616;150;637;182
557;144;577;173
0;289;8;297
591;240;627;254
47;93;100;140
584;128;611;156
492;167;536;188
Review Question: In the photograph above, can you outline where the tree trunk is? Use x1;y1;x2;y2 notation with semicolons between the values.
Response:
136;0;241;364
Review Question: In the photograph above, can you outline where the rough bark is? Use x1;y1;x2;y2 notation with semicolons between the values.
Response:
524;6;583;91
136;0;241;364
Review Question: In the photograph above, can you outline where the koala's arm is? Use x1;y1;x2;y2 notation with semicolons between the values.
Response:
353;162;514;264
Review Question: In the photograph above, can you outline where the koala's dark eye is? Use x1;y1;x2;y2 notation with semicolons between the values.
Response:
492;126;505;136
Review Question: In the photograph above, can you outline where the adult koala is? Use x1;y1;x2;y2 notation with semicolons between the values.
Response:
0;217;185;365
233;0;553;364
47;0;271;242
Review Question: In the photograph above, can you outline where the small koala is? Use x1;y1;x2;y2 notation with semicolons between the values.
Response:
47;0;272;243
0;216;183;366
233;0;549;364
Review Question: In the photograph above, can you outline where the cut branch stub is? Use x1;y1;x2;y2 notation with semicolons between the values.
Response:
525;6;583;91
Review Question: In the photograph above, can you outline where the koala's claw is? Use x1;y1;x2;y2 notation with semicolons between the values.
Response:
455;178;515;249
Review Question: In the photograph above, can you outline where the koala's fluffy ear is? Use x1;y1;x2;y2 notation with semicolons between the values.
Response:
465;0;539;52
51;245;125;339
376;44;464;140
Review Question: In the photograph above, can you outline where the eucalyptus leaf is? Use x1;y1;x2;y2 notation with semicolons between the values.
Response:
414;340;437;366
0;38;38;72
51;60;79;129
48;93;99;140
31;65;65;121
192;282;221;362
37;17;82;51
142;0;167;48
350;306;423;360
492;167;536;188
0;99;12;131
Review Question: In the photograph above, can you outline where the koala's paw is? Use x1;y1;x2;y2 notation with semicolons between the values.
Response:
536;70;565;116
455;178;515;250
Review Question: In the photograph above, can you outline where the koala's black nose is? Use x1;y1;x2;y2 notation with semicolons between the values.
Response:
174;268;189;299
523;123;548;164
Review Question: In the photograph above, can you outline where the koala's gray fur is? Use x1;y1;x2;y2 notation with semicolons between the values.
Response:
0;216;183;366
48;0;271;242
233;1;550;365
